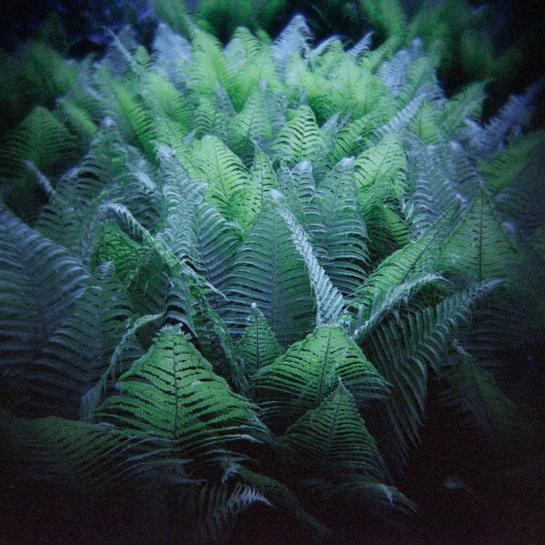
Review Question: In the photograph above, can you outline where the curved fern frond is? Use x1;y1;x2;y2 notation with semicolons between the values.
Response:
327;111;389;167
403;139;463;237
228;87;273;163
238;466;331;538
440;191;521;283
185;480;271;544
479;131;545;195
256;326;389;422
273;195;345;326
349;31;375;60
97;76;157;161
314;158;369;295
158;164;240;292
0;106;78;221
151;0;193;38
272;14;311;77
189;30;234;97
273;105;325;166
354;133;406;211
225;202;315;346
0;205;88;399
192;135;250;226
462;80;544;159
95;220;147;283
441;81;486;137
235;304;282;379
152;23;193;88
244;143;278;222
2;413;170;493
284;382;387;480
363;281;499;473
97;327;267;461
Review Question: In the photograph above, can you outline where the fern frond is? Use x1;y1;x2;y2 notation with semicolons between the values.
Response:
152;23;193;88
441;81;486;136
2;413;170;492
439;343;525;439
440;190;521;283
479;131;545;195
273;105;325;166
314;158;369;294
284;382;387;480
272;14;312;77
0;106;78;221
192;135;250;226
225;202;315;346
97;327;267;461
256;326;388;422
228;87;273;163
235;304;282;379
0;205;88;395
349;222;446;338
364;281;499;473
354;133;406;211
348;31;375;60
272;196;344;326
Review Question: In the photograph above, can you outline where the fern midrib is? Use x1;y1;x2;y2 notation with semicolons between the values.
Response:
171;345;181;440
319;395;341;472
398;228;438;285
255;313;261;369
317;329;333;405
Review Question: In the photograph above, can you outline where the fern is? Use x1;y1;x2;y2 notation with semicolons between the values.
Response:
192;135;251;226
273;105;326;166
97;327;267;460
256;326;388;421
1;10;543;542
283;382;387;480
235;304;282;379
225;202;315;346
363;281;498;473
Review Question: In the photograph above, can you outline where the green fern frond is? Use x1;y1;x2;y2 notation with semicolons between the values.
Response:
228;87;273;163
225;202;315;346
441;81;486;136
0;106;78;221
440;190;521;283
236;304;282;379
273;196;345;326
256;326;388;421
97;327;267;461
479;131;545;195
354;133;406;210
151;0;193;38
2;413;171;492
314;158;369;294
273;105;326;166
192;135;251;226
284;382;387;480
364;281;499;473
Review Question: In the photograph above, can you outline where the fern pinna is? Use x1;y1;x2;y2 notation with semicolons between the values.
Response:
1;8;544;544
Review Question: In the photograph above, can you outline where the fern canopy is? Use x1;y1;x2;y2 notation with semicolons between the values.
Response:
0;7;542;543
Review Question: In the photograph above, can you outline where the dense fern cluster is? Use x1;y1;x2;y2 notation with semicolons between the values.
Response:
1;9;544;544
